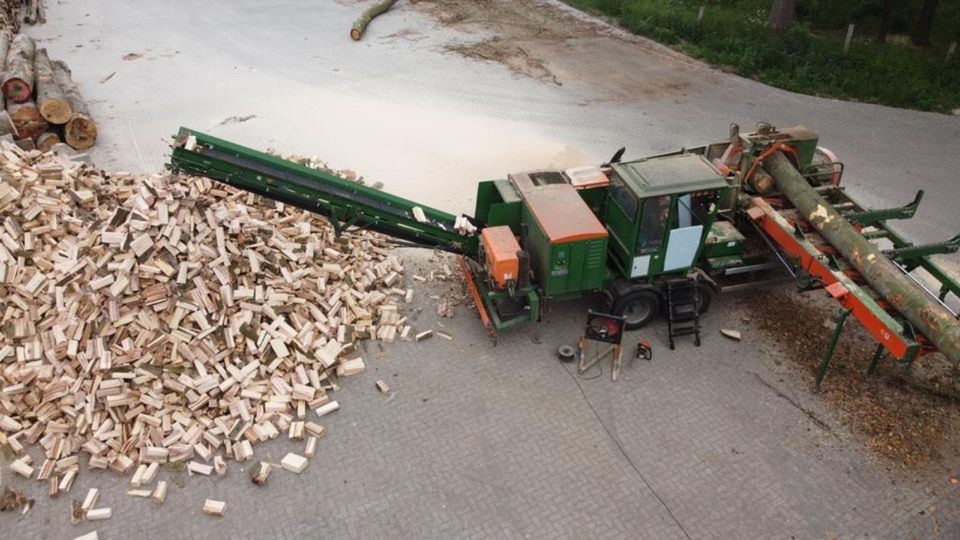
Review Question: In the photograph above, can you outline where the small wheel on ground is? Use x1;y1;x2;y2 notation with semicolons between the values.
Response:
557;345;576;363
612;290;660;330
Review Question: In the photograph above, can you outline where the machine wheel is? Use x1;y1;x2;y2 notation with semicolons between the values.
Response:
695;282;715;315
612;290;660;330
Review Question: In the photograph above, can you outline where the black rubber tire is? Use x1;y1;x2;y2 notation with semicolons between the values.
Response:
695;282;715;315
612;290;660;330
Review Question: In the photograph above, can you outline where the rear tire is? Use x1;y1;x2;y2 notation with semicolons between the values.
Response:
695;282;715;315
612;290;660;330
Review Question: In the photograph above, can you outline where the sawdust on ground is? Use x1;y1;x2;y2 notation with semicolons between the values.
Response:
740;288;960;469
406;0;707;100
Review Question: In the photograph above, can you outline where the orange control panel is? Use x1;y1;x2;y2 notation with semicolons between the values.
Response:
481;226;521;288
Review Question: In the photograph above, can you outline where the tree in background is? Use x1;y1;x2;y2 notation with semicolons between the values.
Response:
912;0;941;46
877;0;893;44
769;0;797;33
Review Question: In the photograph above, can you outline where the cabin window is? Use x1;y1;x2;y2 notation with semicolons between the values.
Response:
608;170;638;221
636;195;670;254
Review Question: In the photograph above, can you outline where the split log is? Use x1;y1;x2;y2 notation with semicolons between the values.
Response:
36;131;60;152
350;0;399;41
7;99;48;139
0;110;18;138
2;34;35;103
51;60;96;149
34;49;72;124
0;144;413;504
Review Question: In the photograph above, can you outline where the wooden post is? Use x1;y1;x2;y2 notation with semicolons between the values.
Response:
843;24;855;54
948;42;957;63
697;6;705;25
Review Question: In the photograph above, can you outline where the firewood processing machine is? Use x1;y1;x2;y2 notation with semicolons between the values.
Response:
169;123;960;384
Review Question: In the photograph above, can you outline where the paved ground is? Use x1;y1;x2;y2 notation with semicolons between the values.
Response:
3;0;960;538
3;249;958;539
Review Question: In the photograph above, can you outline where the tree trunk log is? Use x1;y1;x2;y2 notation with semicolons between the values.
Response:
2;34;35;103
36;131;59;152
0;31;12;75
877;0;892;44
350;0;399;41
7;99;48;139
912;0;940;47
768;0;796;34
51;59;96;150
0;110;18;138
34;48;71;124
764;151;960;366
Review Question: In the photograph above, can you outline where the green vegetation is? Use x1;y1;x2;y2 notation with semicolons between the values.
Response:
564;0;960;113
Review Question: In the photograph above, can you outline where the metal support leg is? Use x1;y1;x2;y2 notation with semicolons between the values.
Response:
867;343;885;376
816;308;852;390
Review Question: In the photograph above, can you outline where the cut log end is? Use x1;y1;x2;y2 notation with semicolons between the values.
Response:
39;101;72;124
66;116;97;150
3;79;31;103
350;28;362;41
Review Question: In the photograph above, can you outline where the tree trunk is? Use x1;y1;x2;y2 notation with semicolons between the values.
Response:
0;31;12;75
764;151;960;366
350;0;399;41
36;131;60;152
34;49;72;124
877;0;892;44
769;0;796;34
2;34;35;103
0;110;19;138
7;99;48;139
912;0;940;47
51;59;96;150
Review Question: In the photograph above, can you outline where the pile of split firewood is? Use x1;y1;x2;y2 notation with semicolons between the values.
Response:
0;140;413;502
0;31;96;153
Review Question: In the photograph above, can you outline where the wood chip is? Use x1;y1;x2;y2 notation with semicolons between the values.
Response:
203;499;226;517
721;329;742;341
85;507;112;521
280;452;308;474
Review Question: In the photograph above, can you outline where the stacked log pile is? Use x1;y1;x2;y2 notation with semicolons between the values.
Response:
0;141;410;500
0;1;20;34
0;32;96;152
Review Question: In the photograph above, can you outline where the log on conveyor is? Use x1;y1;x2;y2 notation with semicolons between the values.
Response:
34;48;71;124
51;59;96;149
7;98;47;139
350;0;399;41
763;151;960;365
2;34;35;103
